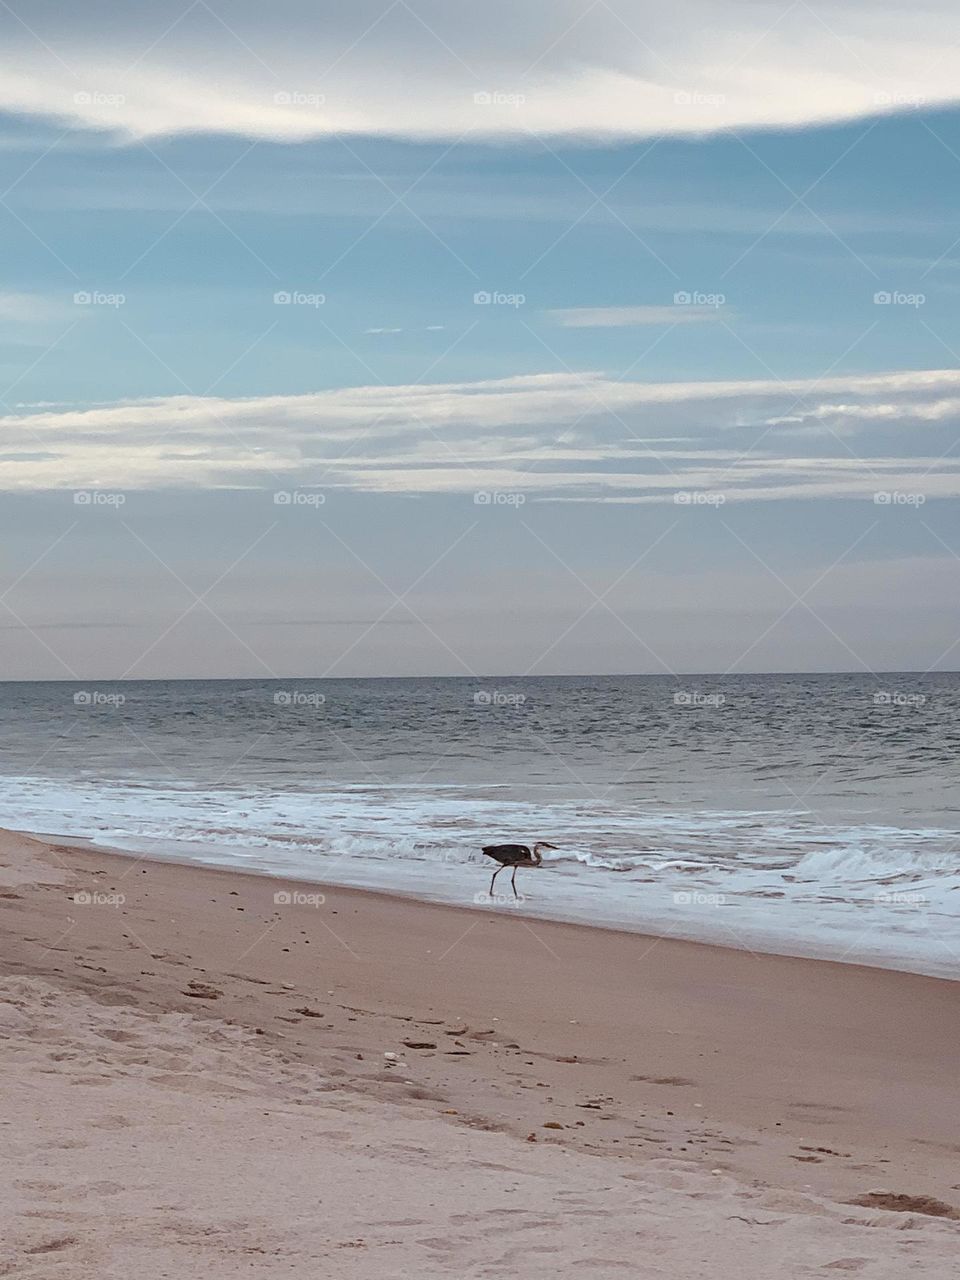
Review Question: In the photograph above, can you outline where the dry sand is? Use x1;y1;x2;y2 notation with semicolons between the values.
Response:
1;826;958;1278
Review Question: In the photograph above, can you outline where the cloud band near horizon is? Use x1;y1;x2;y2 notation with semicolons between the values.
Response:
3;367;960;503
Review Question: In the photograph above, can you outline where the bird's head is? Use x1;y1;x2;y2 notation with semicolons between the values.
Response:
532;841;558;860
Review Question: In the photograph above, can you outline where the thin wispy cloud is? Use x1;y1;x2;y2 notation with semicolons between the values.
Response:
548;305;722;328
4;369;960;503
0;292;74;325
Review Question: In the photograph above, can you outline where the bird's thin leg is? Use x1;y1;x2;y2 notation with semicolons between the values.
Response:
511;866;519;898
490;865;503;897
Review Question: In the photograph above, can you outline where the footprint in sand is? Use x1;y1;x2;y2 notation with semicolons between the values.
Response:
848;1192;960;1220
22;1236;78;1255
88;1114;134;1129
182;981;222;1000
631;1075;697;1086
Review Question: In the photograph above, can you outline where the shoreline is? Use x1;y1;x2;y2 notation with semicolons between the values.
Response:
3;827;959;1275
18;825;960;982
25;828;902;984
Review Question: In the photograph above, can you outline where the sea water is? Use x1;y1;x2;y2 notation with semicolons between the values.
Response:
1;673;957;977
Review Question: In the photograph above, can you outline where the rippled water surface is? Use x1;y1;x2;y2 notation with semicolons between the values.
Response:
1;674;957;976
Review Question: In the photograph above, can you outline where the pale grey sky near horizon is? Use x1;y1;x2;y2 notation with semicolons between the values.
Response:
1;1;959;679
3;489;957;680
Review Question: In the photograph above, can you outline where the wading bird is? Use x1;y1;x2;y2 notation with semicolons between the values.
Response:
481;841;557;898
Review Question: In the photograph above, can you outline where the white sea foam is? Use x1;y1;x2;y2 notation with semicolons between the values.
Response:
3;773;959;979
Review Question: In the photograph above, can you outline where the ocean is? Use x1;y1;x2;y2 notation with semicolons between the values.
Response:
2;673;958;977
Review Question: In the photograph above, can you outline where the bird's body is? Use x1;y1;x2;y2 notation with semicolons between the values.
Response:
482;842;539;866
481;841;557;897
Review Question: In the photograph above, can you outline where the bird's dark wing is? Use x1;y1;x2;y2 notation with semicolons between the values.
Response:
482;843;530;862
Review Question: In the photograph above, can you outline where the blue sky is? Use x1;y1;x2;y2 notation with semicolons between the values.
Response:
4;112;960;399
1;1;959;677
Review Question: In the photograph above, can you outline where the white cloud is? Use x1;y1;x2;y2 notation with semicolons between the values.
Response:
0;292;73;325
3;367;960;502
1;2;958;141
548;305;721;327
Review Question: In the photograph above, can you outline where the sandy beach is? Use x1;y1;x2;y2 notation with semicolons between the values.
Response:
5;0;959;1272
2;826;959;1278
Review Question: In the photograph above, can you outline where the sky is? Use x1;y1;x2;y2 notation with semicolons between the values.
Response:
1;0;959;678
